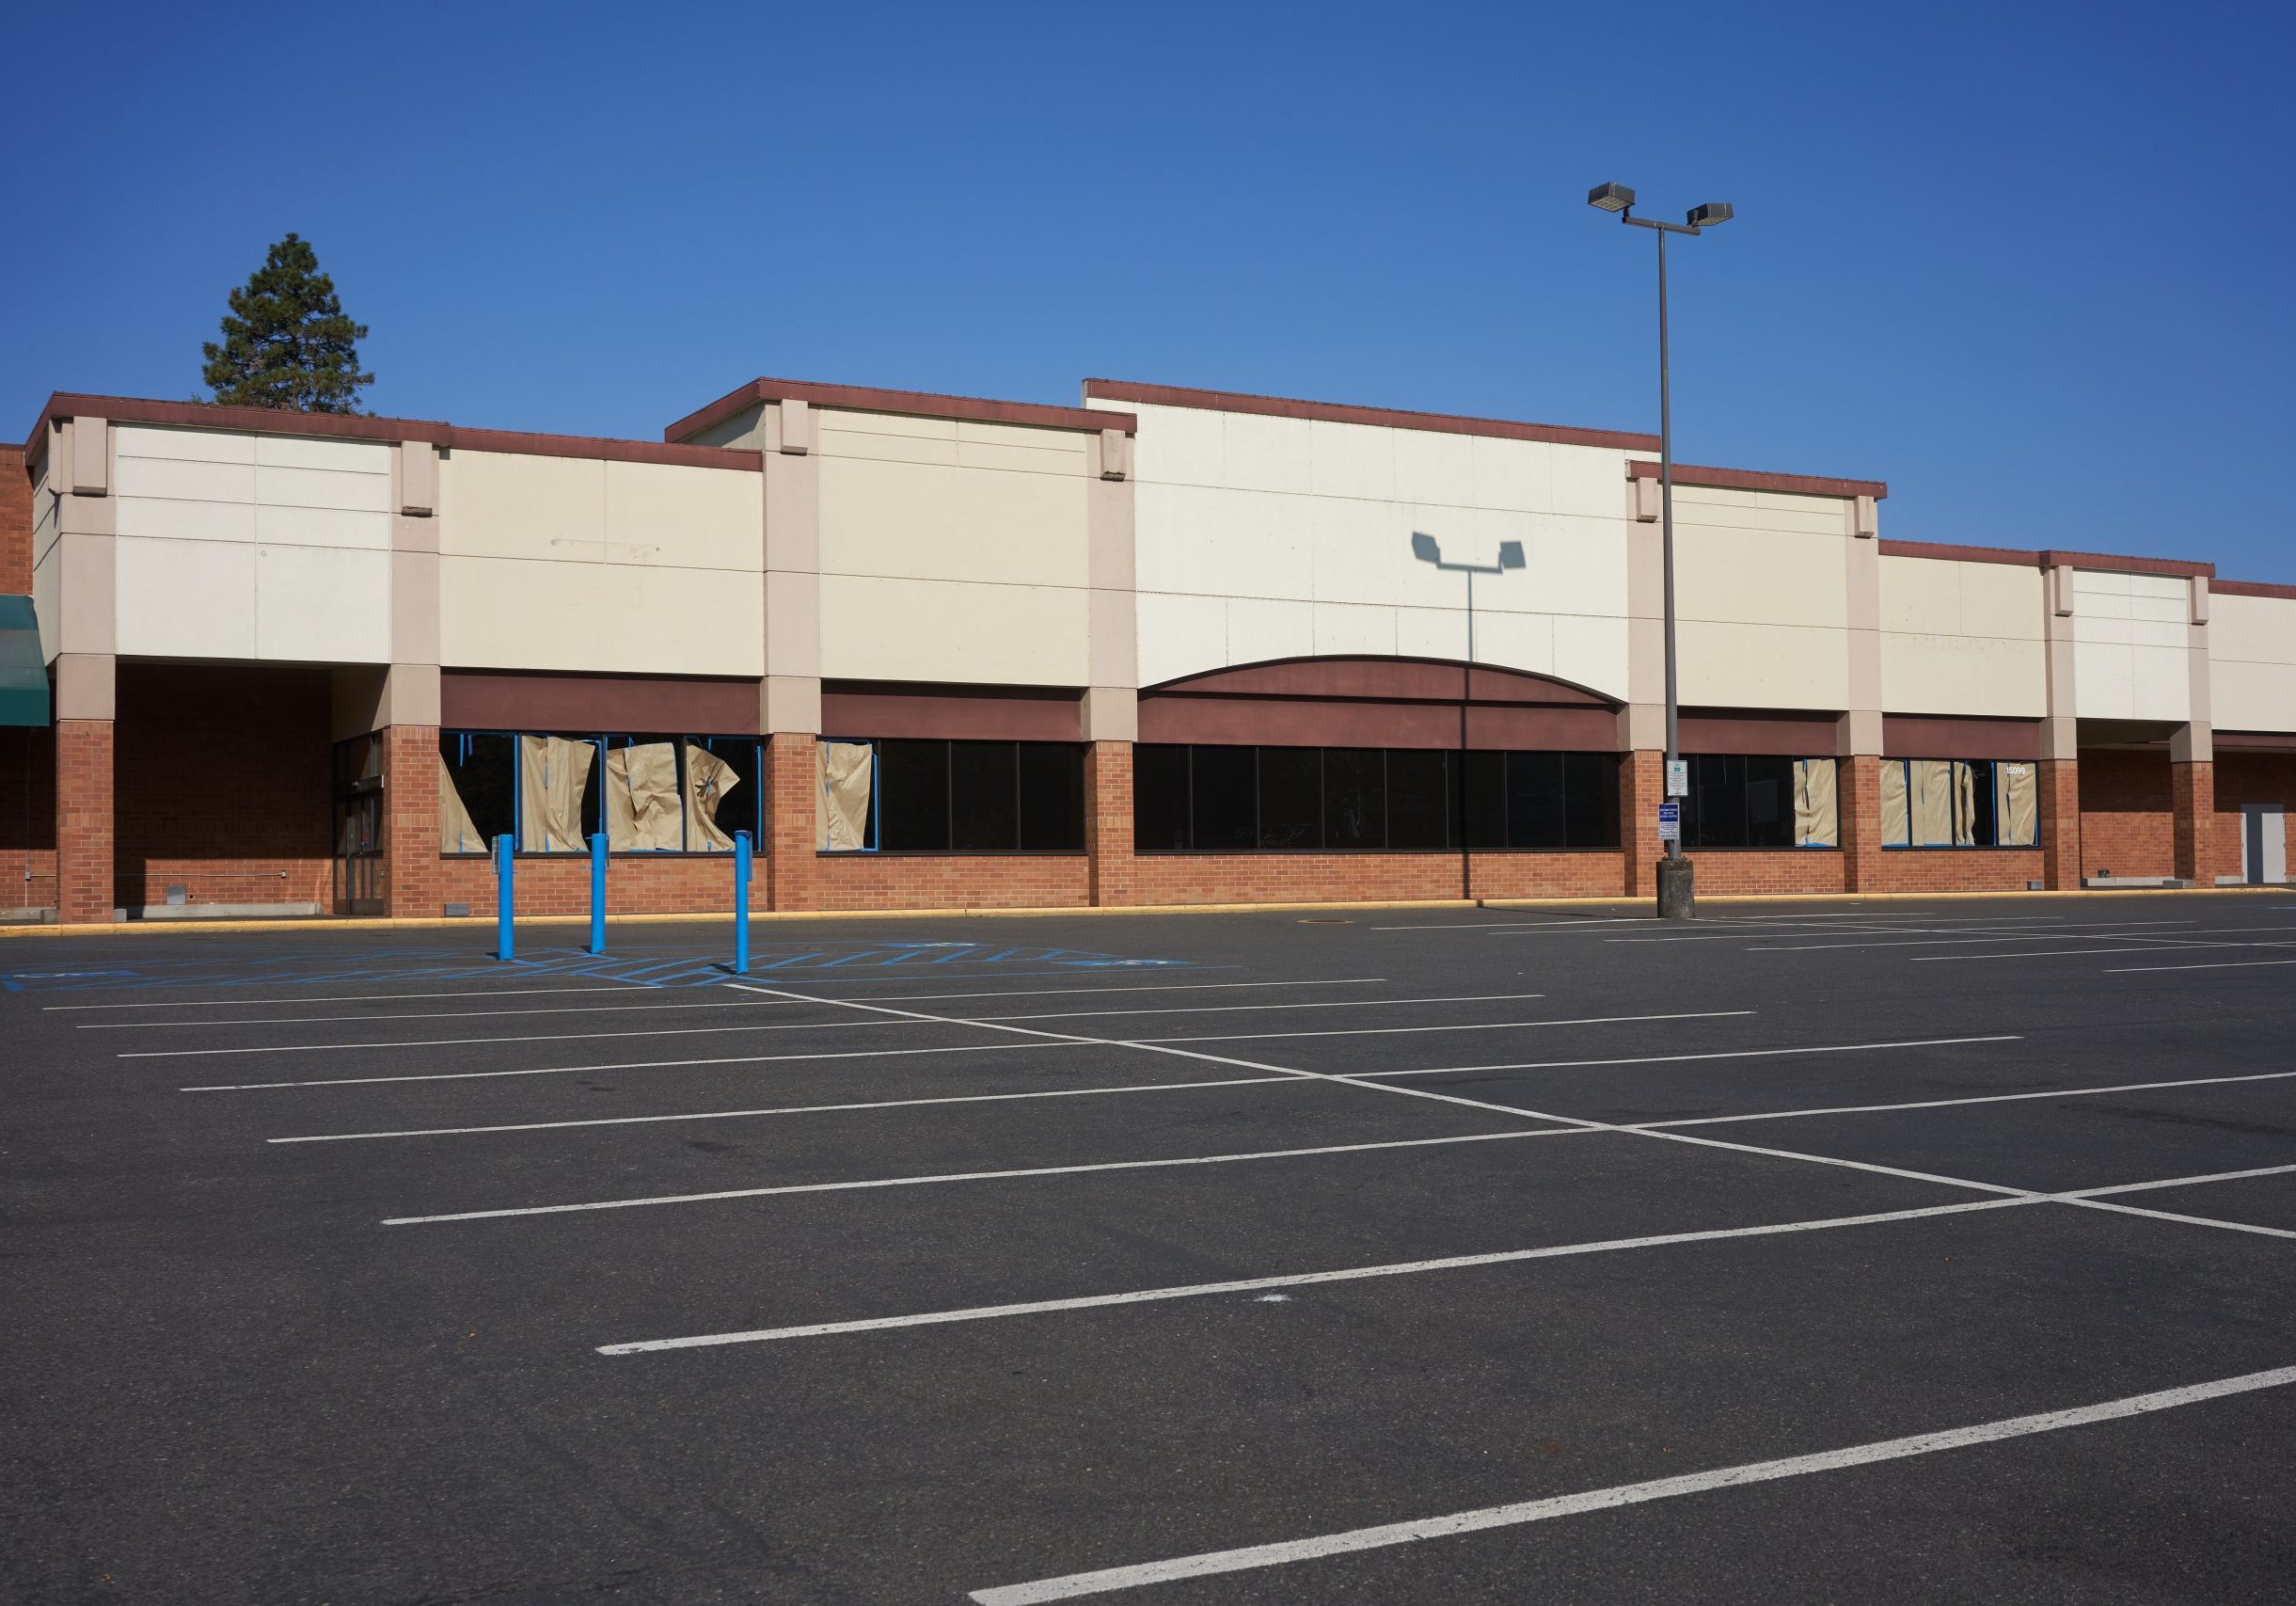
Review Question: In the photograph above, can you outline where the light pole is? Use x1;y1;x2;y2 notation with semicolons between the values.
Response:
1588;183;1732;920
1411;533;1527;898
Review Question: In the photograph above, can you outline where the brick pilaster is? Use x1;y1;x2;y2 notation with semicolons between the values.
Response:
55;718;114;924
1621;751;1665;897
1838;754;1884;893
765;733;815;912
2172;759;2215;885
2037;757;2081;890
1085;740;1134;906
382;725;442;917
0;445;30;596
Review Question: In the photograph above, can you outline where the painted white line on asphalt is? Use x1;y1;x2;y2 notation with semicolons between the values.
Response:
1644;1067;2296;1129
92;978;1401;1032
2072;1162;2296;1198
85;997;799;1030
598;1199;2022;1353
1137;1010;1754;1046
963;1363;2296;1604
382;1127;1586;1225
271;1074;1306;1142
1367;917;1657;931
127;1015;946;1059
859;978;1385;1003
1365;1036;2021;1081
44;983;661;1011
1748;920;2207;952
2105;956;2296;975
1911;941;2276;963
180;1039;1070;1092
977;992;1545;1023
2065;1199;2296;1242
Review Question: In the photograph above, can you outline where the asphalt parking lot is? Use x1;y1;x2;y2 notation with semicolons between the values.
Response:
7;891;2296;1603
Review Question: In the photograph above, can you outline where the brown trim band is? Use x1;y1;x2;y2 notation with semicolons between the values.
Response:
1677;709;1840;757
1149;656;1612;708
30;394;760;470
1628;459;1888;501
2037;548;2213;580
820;684;1085;742
2215;732;2296;751
1877;539;2041;567
667;378;1135;445
440;672;761;734
2212;580;2296;600
1139;695;1617;751
1882;714;2043;762
1083;378;1659;453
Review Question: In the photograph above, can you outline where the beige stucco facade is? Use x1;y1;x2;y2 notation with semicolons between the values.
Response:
16;382;2296;747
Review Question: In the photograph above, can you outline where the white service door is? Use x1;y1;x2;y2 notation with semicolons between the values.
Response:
2244;805;2288;885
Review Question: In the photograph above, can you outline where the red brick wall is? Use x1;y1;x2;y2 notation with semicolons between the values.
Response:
2172;760;2214;883
0;723;56;914
432;851;760;918
1623;750;1663;897
1;445;30;596
2038;758;2081;889
1085;741;1135;906
1861;848;2046;893
55;719;113;923
765;733;814;912
1126;851;1620;907
2078;749;2175;879
1684;850;1847;895
112;663;334;910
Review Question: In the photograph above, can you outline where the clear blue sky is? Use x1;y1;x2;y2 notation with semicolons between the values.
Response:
8;0;2291;578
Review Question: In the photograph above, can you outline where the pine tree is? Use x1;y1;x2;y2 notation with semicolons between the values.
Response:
200;233;374;413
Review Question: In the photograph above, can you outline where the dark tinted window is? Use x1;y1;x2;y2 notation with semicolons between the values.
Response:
1191;745;1257;850
1258;747;1322;850
950;741;1019;850
1562;752;1619;848
1018;743;1084;851
1743;755;1794;849
1507;750;1566;849
1134;744;1189;851
879;739;949;850
1688;755;1748;848
1323;749;1386;850
1386;749;1451;850
1462;750;1507;851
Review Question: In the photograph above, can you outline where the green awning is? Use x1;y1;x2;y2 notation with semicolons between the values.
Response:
0;596;51;726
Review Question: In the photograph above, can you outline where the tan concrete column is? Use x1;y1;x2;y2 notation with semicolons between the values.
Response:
52;417;117;924
2038;564;2082;887
761;402;823;739
2171;718;2216;885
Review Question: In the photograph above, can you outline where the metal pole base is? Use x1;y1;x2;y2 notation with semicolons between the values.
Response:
1655;855;1696;921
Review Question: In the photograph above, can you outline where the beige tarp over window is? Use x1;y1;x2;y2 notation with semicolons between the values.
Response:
685;744;739;851
1908;758;1957;846
440;770;486;853
818;741;875;851
1793;758;1838;847
518;735;594;853
1997;761;2038;846
607;742;685;851
1880;759;1910;846
1952;761;1978;846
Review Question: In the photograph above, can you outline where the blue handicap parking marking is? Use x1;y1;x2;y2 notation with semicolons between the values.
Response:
0;935;1192;994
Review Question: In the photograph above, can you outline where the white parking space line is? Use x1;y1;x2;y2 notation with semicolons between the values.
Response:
2105;957;2296;975
181;1039;1074;1092
1747;920;2209;952
43;982;665;1011
2077;1161;2296;1198
598;1200;2023;1353
1137;1011;1754;1046
127;1015;948;1059
87;978;1402;1033
382;1127;1587;1225
269;1075;1309;1143
1365;1036;2021;1081
974;993;1545;1023
964;1363;2296;1604
1642;1067;2296;1129
1911;940;2290;963
859;978;1385;1003
84;997;800;1030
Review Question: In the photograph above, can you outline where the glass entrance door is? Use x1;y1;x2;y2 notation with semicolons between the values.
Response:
334;734;386;915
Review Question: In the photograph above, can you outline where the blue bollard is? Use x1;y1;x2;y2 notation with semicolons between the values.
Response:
495;833;515;962
589;833;608;955
733;830;752;975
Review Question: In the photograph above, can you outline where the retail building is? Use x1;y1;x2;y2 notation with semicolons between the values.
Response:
4;374;2291;923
